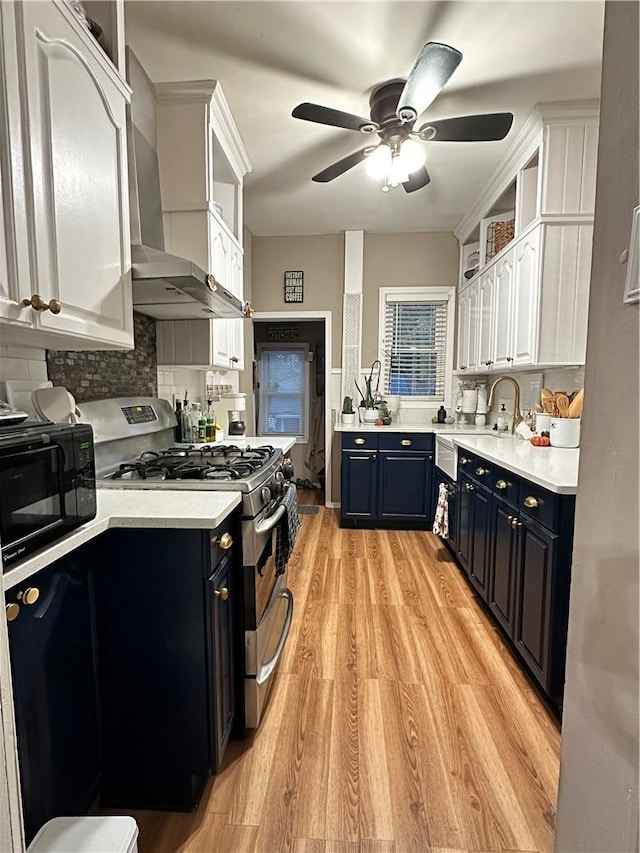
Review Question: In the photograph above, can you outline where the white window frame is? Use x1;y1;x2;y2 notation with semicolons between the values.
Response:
257;342;310;442
378;286;456;409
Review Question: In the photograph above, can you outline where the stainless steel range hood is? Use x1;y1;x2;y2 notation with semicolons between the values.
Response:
126;50;250;321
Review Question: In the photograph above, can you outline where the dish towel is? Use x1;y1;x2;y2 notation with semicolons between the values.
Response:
432;482;450;539
275;483;301;576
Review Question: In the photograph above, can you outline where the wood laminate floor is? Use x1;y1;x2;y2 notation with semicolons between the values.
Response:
131;493;560;853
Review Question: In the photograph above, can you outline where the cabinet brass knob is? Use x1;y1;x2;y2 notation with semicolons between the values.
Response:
21;294;62;314
507;515;514;521
354;438;365;445
465;483;474;491
215;532;233;550
460;457;471;464
496;479;508;490
230;356;239;363
475;467;488;476
460;365;467;370
17;587;40;605
214;587;229;600
485;360;493;366
511;517;518;528
523;496;540;509
401;439;412;446
506;355;514;362
5;603;20;622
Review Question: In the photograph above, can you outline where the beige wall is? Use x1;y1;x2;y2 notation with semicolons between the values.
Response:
361;232;459;365
555;2;639;850
251;234;344;367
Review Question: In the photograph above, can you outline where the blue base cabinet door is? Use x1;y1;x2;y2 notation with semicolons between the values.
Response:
469;484;492;598
488;498;518;637
341;451;378;520
378;452;433;520
209;552;235;772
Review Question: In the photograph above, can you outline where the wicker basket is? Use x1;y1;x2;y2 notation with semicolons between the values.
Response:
488;218;515;258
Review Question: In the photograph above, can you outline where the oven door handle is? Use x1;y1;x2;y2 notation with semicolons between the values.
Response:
256;588;293;686
254;503;286;535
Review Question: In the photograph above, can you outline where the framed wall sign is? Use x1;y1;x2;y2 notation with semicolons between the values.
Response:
284;270;304;303
623;206;640;304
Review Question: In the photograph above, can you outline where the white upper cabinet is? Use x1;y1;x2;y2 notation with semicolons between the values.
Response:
455;101;599;373
0;0;133;350
156;81;251;370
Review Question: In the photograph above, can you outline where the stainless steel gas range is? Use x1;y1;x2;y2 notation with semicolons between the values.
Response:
78;396;297;729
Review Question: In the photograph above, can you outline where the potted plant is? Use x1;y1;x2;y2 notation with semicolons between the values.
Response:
356;360;382;424
341;396;356;425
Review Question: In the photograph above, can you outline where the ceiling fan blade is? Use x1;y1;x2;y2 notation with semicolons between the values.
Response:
292;102;373;132
423;113;514;142
403;166;431;193
396;42;463;124
312;147;370;182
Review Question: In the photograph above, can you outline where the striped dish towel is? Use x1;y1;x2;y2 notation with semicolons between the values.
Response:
432;482;449;539
275;483;300;576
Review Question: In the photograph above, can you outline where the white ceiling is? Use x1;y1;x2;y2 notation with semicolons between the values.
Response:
124;1;605;237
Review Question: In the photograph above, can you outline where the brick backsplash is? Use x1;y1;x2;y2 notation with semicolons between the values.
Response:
46;313;158;402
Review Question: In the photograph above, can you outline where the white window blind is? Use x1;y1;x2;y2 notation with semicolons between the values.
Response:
258;346;308;439
382;296;449;399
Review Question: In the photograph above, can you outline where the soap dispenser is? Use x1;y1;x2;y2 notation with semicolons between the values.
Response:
497;403;509;431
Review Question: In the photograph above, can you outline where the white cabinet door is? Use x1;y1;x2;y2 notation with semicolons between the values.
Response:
493;253;515;369
456;286;470;371
228;244;244;370
478;267;496;370
18;1;133;348
467;280;479;372
512;229;540;366
208;214;231;366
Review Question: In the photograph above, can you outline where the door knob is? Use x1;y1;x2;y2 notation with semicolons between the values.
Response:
5;603;20;622
21;294;62;314
214;587;229;600
215;532;233;550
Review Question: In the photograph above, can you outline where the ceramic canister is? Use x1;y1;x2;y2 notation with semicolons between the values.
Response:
549;418;581;448
535;413;552;435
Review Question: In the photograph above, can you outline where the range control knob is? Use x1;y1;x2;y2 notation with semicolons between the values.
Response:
261;486;272;504
270;479;285;499
281;458;294;480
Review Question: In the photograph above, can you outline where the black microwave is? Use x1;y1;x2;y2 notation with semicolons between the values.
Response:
0;422;97;569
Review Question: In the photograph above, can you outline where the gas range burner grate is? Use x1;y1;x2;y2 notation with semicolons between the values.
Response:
106;444;280;482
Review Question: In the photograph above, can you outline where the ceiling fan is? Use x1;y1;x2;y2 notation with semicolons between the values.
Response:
291;42;514;193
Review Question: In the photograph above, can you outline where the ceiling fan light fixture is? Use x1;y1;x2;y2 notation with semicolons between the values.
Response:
388;156;409;187
365;144;392;179
399;138;427;173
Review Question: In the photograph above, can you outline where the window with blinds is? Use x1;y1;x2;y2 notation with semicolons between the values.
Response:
257;345;308;439
381;294;450;399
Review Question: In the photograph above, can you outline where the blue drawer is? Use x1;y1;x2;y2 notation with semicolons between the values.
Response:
378;433;434;452
342;433;379;450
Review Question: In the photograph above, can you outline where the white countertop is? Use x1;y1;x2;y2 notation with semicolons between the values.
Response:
335;422;579;494
450;435;579;494
3;489;242;591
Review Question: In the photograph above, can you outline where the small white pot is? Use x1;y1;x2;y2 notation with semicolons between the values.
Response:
360;408;379;424
535;413;552;435
550;418;581;448
341;412;356;425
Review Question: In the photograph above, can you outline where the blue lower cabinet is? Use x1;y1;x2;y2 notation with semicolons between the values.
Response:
340;434;435;528
341;450;378;520
456;472;473;574
469;483;492;598
378;452;433;520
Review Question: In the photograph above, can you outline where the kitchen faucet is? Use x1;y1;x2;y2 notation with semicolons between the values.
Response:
488;376;523;434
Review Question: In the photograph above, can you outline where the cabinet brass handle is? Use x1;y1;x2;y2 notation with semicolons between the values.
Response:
484;360;493;366
523;496;540;509
460;457;471;465
16;587;40;605
354;438;365;445
215;532;233;550
401;439;412;446
465;483;474;491
496;479;508;490
214;587;229;600
475;467;488;476
5;603;20;622
21;294;62;314
460;365;467;370
230;356;239;363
